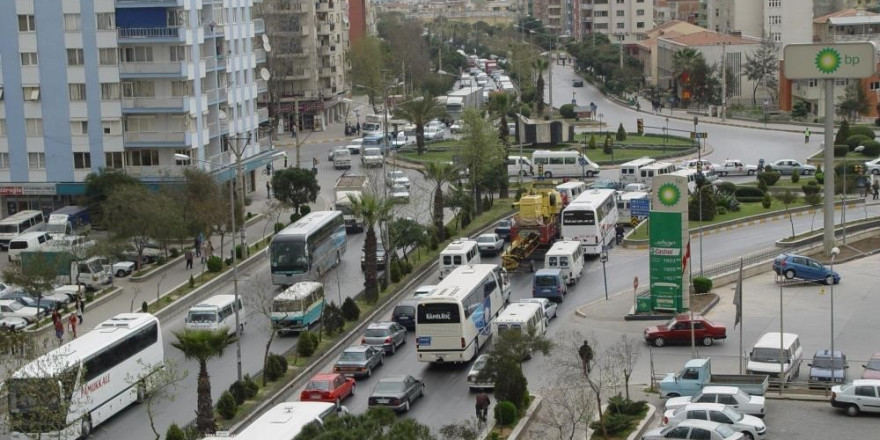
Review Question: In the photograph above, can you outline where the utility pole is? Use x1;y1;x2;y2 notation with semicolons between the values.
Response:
721;42;727;121
294;97;301;167
548;37;553;116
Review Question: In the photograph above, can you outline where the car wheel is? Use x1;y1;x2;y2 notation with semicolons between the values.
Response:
666;393;680;398
654;337;666;347
748;170;755;176
825;275;835;285
136;382;147;403
390;343;396;355
404;399;411;412
702;336;714;346
379;355;384;366
873;169;880;175
544;172;553;178
846;404;861;417
366;367;373;377
350;383;356;396
742;431;755;440
784;269;796;280
335;397;341;408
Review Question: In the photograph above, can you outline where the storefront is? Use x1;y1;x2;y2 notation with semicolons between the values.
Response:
0;183;83;219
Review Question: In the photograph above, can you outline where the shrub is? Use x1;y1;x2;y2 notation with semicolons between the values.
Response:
85;291;95;302
289;213;302;224
862;139;880;156
229;380;247;405
816;171;825;185
608;396;648;416
519;104;531;118
156;256;166;266
849;124;876;139
217;390;237;419
189;275;195;288
242;374;259;399
165;423;187;440
224;257;233;266
297;331;317;357
559;103;576;119
169;248;180;258
590;412;633;436
206;256;223;272
716;206;727;216
757;180;768;193
734;186;766;203
323;302;346;335
494;359;528;410
846;134;872;151
273;353;289;372
791;172;800;184
141;301;148;313
274;222;285;233
341;297;360;321
264;354;286;382
494;401;518;426
716;181;736;194
235;245;243;260
693;276;713;294
835;119;851;145
757;171;781;186
834;144;850;157
802;181;821;196
688;186;716;221
616;123;627;141
390;260;402;283
762;193;772;208
246;212;254;219
300;205;312;216
805;192;822;205
588;135;597;149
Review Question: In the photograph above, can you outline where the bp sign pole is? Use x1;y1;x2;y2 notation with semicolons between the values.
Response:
783;42;876;256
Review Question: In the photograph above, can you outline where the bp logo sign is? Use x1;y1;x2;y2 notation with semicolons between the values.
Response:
815;48;842;74
657;183;681;207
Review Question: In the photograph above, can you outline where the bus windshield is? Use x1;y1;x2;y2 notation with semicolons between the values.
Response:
0;225;20;234
562;210;595;225
418;303;461;324
270;240;309;273
188;311;217;323
273;299;306;313
8;373;77;433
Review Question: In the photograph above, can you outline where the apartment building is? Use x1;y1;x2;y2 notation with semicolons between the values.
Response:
0;0;272;218
573;0;654;43
633;20;705;86
655;0;700;25
257;0;350;133
699;0;813;48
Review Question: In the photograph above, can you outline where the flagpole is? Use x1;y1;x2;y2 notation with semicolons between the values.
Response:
737;258;744;374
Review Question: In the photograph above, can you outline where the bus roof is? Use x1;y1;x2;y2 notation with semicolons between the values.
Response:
620;157;656;168
0;210;43;224
49;205;88;216
619;191;650;201
13;313;158;378
190;294;237;311
230;401;337;439
441;239;478;253
570;189;616;206
423;264;498;302
276;211;342;238
546;240;582;254
275;282;324;301
496;302;541;323
641;161;674;170
532;149;581;156
555;181;587;190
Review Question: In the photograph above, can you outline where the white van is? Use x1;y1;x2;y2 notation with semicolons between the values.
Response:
639;161;676;188
439;239;481;279
747;332;803;382
493;302;546;338
544;240;584;285
332;148;352;169
185;294;246;336
0;210;45;250
8;231;53;263
555;181;587;206
532;150;600;178
508;155;534;176
619;157;656;185
668;169;699;194
74;257;112;290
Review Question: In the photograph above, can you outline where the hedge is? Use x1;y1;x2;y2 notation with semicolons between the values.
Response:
734;186;766;203
846;134;872;151
849;125;876;139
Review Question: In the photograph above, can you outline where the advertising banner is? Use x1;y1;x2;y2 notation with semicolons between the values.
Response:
649;175;689;312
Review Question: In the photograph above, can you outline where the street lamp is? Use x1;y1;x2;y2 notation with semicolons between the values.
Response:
830;246;840;382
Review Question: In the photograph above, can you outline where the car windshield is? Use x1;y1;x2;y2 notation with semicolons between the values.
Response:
751;347;789;363
813;356;846;369
715;424;736;438
188;312;217;323
496;220;511;228
6;302;22;311
867;358;880;370
375;381;406;393
305;380;332;391
473;356;487;370
665;317;679;328
477;236;495;243
365;328;389;337
721;407;743;422
340;351;366;361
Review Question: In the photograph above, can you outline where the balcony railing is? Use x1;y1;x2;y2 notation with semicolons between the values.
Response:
118;27;181;39
320;46;333;56
319;67;333;77
317;24;332;35
123;131;188;144
255;49;267;64
207;88;228;104
254;18;265;34
204;23;225;36
256;80;268;93
125;166;187;178
122;96;185;109
119;62;186;76
257;108;269;122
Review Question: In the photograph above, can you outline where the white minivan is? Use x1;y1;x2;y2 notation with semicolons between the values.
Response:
439;239;481;279
8;231;53;263
185;294;246;336
332;148;352;169
507;155;534;176
532;150;600;178
544;240;585;286
747;332;804;382
493;302;546;340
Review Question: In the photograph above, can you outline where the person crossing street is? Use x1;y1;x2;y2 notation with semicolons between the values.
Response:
475;391;491;423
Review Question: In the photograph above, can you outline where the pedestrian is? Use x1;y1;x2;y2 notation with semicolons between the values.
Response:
206;240;214;258
758;158;765;173
53;309;64;345
185;248;194;270
194;236;202;258
68;313;78;339
267;180;272;198
356;122;361;134
615;224;625;245
873;180;879;200
579;340;594;373
200;240;208;263
635;101;641;112
74;292;84;324
475;392;491;423
804;127;811;143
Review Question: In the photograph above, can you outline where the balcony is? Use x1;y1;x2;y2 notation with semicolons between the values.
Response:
255;49;267;64
115;0;184;7
207;88;228;104
122;96;186;112
204;23;225;37
117;26;185;43
256;80;268;93
124;165;187;179
321;87;336;97
317;24;332;35
254;18;265;34
319;67;333;77
208;120;230;138
257;107;270;123
123;131;190;147
119;62;188;78
320;46;334;56
289;70;311;80
205;55;226;71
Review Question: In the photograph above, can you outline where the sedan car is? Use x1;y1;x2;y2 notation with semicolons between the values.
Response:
424;126;445;141
589;179;622;190
390;185;410;203
333;345;384;378
362;322;407;355
0;300;41;323
300;373;355;406
518;298;557;323
831;379;880;416
662;403;766;440
772;253;839;285
450;121;463;134
0;316;29;330
644;314;727;347
494;219;516;242
476;233;504;256
665;386;766;418
360;238;386;271
368;375;425;413
0;294;54;313
809;349;848;385
643;419;744;440
467;354;494;390
768;159;816;175
865;157;880;175
385;170;411;189
572;79;584;87
861;352;880;379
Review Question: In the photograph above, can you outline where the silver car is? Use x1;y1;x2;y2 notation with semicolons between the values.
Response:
333;345;385;377
362;322;407;355
768;159;816;175
476;233;504;256
467;354;494;390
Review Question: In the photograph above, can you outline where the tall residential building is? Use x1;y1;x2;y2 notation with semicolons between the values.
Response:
257;0;350;133
573;0;654;43
699;0;813;47
349;0;376;45
0;0;272;218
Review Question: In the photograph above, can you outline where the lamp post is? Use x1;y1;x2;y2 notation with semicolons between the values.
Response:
830;246;840;382
664;117;669;156
600;246;609;301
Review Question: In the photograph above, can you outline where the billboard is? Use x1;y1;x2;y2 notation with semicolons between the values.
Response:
649;175;689;312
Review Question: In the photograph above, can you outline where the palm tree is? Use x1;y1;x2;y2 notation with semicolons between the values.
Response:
533;58;549;116
421;161;458;241
488;92;515;198
393;94;448;155
350;193;393;303
672;48;703;100
171;329;237;436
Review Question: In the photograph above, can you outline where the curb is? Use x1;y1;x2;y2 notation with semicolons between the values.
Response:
622;294;719;321
508;395;543;440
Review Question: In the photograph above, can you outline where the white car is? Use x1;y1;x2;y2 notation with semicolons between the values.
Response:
450;121;463;134
391;185;410;203
662;403;766;440
412;285;437;298
424;126;445;141
0;300;41;323
518;298;557;323
0;316;29;330
386;171;411;189
717;160;759;177
643;419;744;440
623;183;649;193
679;159;720;173
467;354;494;390
665;387;766;418
361;147;384;168
864;158;880;175
831;379;880;416
475;233;504;256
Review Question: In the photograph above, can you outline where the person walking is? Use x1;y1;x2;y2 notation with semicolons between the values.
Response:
67;313;78;339
804;127;811;143
475;392;491;423
185;248;194;270
200;240;208;264
873;180;879;200
52;308;64;345
267;181;272;198
206;240;214;259
74;292;84;324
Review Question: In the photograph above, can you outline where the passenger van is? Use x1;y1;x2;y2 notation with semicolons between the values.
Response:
639;161;676;188
508;155;534;176
747;332;804;382
439;239;481;279
544;241;585;285
271;281;325;335
8;231;53;263
0;210;45;250
555;181;587;206
332;148;352;169
619;157;656;185
617;191;650;222
532;268;567;302
185;294;246;336
493;302;546;339
532;150;600;178
668;169;700;194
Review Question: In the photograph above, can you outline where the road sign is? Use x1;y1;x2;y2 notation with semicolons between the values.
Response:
689;132;709;140
630;198;650;217
578;157;588;167
783;42;876;79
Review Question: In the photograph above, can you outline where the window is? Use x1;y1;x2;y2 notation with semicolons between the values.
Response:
20;52;38;66
28;152;46;169
871;81;880;91
0;120;5;136
124;117;156;132
835;79;847;87
83;323;158;382
26;119;43;137
64;14;81;32
616;10;624;16
128;150;160;166
808;79;818;87
67;49;85;66
99;48;117;65
709;411;732;424
122;81;156;97
74;153;91;169
771;32;781;42
167;9;186;27
23;87;40;101
689;428;711;440
170;46;188;62
18;15;35;32
96;13;115;30
68;83;87;101
101;83;120;100
637;22;645;28
171;80;191;97
71;121;88;135
0;153;9;170
855;386;877;397
105;152;124;168
175;150;192;165
120;46;153;63
102;120;121;135
769;0;781;7
769;15;781;25
636;9;644;15
616;22;625;29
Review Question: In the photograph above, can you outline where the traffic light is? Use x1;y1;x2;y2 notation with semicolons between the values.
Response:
637;118;644;135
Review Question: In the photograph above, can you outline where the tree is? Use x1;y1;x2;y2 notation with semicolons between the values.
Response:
607;335;640;400
458;108;504;216
126;359;188;440
531;383;594;440
475;327;552;410
350;193;393;303
393;94;447;155
390;217;428;263
835;119;851;145
688;185;717;222
171;329;237;436
438;419;481;440
488;92;516;198
840;82;870;121
776;190;798;238
420;162;458;241
3;252;65;315
103;185;183;269
295;407;434;440
175;168;229;241
534;58;549;116
672;48;703;103
272;168;320;215
245;276;287;386
81;168;142;228
742;39;779;106
350;36;387;113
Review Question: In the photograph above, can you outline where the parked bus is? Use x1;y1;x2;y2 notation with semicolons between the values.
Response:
205;402;341;440
8;313;164;440
531;150;600;178
271;282;325;335
560;189;618;255
0;210;45;250
45;206;91;239
185;294;246;336
416;264;508;364
555;181;587;206
619;157;656;185
270;211;346;286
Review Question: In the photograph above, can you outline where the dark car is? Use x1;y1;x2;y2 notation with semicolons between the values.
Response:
772;253;839;285
0;292;60;312
368;375;425;413
392;299;420;331
494;219;516;242
573;79;584;87
643;314;727;347
333;345;384;378
360;239;387;271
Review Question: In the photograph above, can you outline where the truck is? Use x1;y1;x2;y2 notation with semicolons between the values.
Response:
717;159;759;177
658;358;770;398
334;175;369;233
500;184;562;272
20;250;112;290
45;205;90;239
447;87;483;119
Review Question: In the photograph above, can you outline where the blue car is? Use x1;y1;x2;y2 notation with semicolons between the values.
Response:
809;349;848;386
772;253;840;285
532;268;567;303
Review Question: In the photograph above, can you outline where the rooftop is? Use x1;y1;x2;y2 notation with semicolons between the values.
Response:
660;30;760;47
814;8;878;24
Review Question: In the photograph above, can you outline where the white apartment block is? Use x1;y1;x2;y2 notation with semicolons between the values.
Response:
575;0;654;43
0;0;273;217
699;0;813;47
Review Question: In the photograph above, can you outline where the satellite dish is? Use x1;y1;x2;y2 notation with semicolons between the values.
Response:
264;42;272;53
218;110;227;120
262;34;269;45
260;68;271;81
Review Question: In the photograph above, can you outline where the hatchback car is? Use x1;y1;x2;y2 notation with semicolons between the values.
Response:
768;159;816;175
300;373;355;406
643;419;744;440
333;345;384;378
809;349;848;385
772;253;839;285
368;375;425;413
362;322;407;355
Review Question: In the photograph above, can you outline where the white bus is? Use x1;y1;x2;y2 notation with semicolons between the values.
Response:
619;157;656;185
555;181;587;206
205;401;341;440
639;161;676;188
494;302;546;337
185;294;246;336
532;150;600;178
439;239;481;279
8;313;164;440
0;210;45;250
416;264;508;364
270;211;346;286
560;189;619;255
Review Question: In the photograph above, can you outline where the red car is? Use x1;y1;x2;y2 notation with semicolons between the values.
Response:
299;373;356;405
643;314;727;347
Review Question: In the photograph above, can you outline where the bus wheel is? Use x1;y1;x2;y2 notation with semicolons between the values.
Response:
136;383;146;403
80;417;92;439
239;323;245;336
